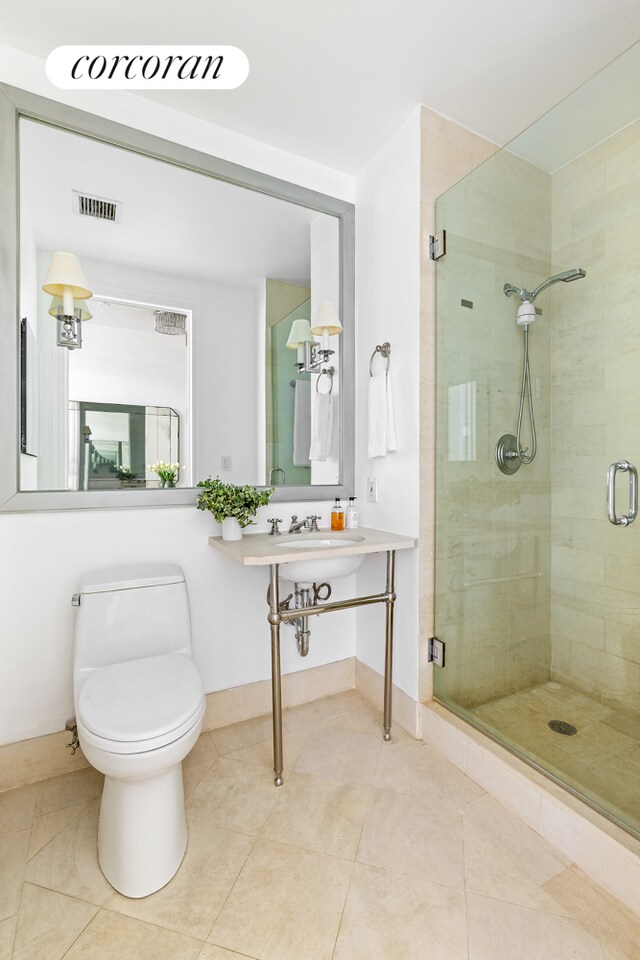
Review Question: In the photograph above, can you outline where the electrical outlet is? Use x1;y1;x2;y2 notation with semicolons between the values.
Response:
367;477;378;502
221;456;232;471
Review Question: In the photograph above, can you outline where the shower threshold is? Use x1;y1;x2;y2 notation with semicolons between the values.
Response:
436;682;640;839
423;696;640;917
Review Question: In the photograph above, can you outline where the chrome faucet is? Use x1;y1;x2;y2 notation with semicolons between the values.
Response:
288;515;306;533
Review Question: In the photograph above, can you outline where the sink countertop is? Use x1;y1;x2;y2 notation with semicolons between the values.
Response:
208;526;417;566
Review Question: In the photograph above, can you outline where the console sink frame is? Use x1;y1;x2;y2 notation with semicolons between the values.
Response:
208;527;416;786
266;550;396;786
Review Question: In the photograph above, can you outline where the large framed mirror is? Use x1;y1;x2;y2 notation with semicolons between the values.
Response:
0;83;354;511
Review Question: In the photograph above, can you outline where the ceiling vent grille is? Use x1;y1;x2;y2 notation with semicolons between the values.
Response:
72;191;121;223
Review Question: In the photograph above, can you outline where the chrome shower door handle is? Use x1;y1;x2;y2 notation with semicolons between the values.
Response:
606;460;638;526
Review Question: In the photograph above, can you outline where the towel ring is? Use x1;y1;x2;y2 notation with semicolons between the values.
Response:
316;366;334;395
369;342;391;377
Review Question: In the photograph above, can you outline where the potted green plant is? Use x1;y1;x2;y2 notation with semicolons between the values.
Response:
196;477;274;541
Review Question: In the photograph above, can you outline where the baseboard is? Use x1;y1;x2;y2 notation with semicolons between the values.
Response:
355;659;420;738
0;730;91;793
421;701;640;918
0;657;423;793
202;657;356;731
0;657;356;793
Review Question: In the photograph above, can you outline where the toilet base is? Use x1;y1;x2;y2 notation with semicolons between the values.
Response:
98;764;188;898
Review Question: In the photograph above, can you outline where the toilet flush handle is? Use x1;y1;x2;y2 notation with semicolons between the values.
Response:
71;594;81;606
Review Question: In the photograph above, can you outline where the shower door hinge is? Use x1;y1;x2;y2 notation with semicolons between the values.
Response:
427;636;445;667
428;230;446;261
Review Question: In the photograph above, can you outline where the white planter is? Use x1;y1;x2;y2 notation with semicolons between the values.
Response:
221;517;243;541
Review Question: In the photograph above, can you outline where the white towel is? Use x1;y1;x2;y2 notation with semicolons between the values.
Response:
368;370;397;459
309;391;334;461
292;380;311;467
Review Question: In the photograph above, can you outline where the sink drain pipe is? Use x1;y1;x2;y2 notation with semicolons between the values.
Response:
291;582;332;657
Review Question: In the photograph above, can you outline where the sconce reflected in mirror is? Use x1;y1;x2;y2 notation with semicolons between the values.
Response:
287;302;342;374
286;317;314;369
311;301;343;352
49;297;93;322
42;251;93;350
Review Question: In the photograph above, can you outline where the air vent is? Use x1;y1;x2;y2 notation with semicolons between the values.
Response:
72;191;121;223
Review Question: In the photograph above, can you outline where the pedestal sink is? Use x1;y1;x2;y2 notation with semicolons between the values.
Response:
276;535;365;583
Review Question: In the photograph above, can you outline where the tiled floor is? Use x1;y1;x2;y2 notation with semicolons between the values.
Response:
471;681;640;833
1;689;640;959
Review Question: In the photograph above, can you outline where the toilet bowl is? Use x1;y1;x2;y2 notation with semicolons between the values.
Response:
72;563;205;898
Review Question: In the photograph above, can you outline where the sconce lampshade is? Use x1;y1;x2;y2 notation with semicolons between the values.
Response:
286;317;315;349
311;301;343;337
42;252;92;301
48;297;93;321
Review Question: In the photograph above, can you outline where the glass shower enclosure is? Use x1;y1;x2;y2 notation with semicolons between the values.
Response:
433;41;640;837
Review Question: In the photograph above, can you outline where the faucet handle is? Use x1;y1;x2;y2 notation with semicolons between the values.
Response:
267;518;283;536
306;515;321;533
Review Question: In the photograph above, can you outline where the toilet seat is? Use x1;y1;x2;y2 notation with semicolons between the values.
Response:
77;652;204;755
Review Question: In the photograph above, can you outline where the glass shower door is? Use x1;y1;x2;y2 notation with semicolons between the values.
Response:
432;53;640;837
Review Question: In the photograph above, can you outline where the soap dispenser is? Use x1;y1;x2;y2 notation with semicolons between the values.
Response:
331;498;345;531
346;496;359;530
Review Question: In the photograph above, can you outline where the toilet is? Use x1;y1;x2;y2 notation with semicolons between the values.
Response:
72;563;205;898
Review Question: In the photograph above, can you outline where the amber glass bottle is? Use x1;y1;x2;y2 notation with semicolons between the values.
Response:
331;498;345;531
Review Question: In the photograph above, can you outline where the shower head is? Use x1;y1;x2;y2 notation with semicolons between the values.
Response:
552;268;586;284
503;267;586;303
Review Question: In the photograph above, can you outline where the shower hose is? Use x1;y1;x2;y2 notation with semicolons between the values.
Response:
516;325;537;464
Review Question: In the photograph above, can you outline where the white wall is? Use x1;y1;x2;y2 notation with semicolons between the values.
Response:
70;317;186;414
0;53;362;748
74;256;259;487
354;108;422;701
0;49;424;747
0;44;354;204
310;216;340;485
0;504;357;745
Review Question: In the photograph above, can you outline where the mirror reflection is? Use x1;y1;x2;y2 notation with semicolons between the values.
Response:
18;118;342;493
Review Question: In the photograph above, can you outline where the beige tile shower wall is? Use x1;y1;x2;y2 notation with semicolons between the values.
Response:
420;108;553;707
550;121;640;710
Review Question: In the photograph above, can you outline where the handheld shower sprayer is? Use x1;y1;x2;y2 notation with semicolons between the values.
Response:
503;267;586;304
496;267;586;475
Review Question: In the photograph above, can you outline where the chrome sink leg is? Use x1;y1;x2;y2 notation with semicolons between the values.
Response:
268;563;284;786
383;550;396;741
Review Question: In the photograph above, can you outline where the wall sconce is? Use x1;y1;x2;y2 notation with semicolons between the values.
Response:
305;301;343;373
286;317;315;371
286;304;342;374
42;251;93;350
48;297;92;321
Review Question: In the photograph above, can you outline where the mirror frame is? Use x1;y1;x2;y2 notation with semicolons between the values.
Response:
0;82;355;512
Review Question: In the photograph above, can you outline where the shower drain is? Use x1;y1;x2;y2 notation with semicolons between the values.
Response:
548;719;577;736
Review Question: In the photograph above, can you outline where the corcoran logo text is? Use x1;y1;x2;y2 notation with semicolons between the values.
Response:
46;46;249;90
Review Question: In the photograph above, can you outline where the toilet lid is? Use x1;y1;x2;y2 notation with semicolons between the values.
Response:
77;652;204;743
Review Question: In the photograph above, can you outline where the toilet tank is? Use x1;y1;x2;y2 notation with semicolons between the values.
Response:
73;563;193;690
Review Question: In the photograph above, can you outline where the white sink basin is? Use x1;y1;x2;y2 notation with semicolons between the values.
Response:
275;537;363;550
276;535;365;583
